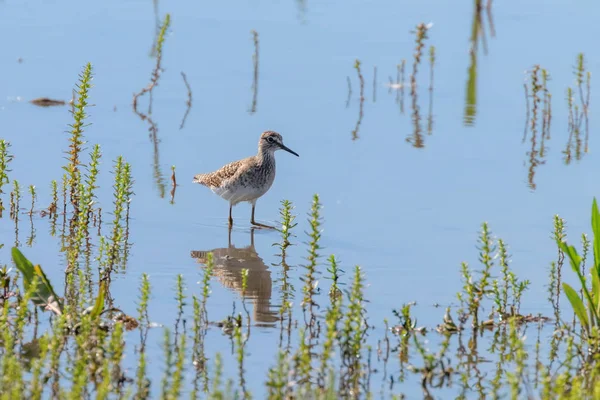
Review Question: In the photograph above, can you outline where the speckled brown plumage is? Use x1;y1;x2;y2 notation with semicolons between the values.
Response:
193;159;245;188
192;131;299;229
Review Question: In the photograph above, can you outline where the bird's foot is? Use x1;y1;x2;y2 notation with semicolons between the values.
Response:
251;221;276;230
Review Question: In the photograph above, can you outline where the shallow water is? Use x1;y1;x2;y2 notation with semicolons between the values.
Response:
1;0;600;397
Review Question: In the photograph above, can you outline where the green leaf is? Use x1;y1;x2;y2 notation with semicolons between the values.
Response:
563;283;590;333
593;271;600;310
593;198;600;275
593;272;600;319
11;247;62;315
559;241;600;323
32;265;62;315
559;242;582;274
12;247;35;289
91;282;105;321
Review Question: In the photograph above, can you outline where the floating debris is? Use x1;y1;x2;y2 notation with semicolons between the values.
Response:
29;98;66;107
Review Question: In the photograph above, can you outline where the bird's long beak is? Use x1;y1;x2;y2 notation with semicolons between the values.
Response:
279;143;299;157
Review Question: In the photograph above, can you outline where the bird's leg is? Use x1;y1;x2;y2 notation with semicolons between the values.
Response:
250;203;275;229
229;204;233;228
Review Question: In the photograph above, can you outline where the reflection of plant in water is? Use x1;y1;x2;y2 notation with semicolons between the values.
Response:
169;165;177;204
179;72;193;130
523;65;552;190
134;14;170;115
387;60;406;113
133;14;171;198
407;22;430;148
249;30;259;115
407;333;453;399
464;0;495;126
351;59;365;140
372;65;377;102
427;46;436;136
564;53;591;164
345;75;352;108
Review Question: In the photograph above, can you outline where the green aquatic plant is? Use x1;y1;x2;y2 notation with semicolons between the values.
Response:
392;302;422;335
160;329;174;399
302;194;322;324
457;223;530;328
319;255;343;388
10;179;20;220
105;156;133;273
48;179;58;217
233;314;250;399
11;247;62;316
135;275;151;399
65;62;93;212
82;144;101;220
559;198;600;337
266;350;291;399
339;265;369;396
274;199;297;258
0;140;13;217
67;144;103;274
168;332;187;400
28;185;36;215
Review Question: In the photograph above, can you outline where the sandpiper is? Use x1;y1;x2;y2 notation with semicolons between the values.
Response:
192;131;299;229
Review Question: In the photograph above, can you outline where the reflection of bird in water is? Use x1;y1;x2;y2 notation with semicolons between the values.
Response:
190;229;279;326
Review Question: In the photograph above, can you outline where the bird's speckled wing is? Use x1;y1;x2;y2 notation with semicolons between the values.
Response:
193;158;250;188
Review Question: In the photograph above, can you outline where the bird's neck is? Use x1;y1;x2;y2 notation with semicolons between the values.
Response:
256;147;275;166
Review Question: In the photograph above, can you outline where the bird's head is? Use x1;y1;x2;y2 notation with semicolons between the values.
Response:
259;131;299;157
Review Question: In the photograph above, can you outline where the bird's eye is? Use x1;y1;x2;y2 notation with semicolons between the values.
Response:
267;137;275;143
